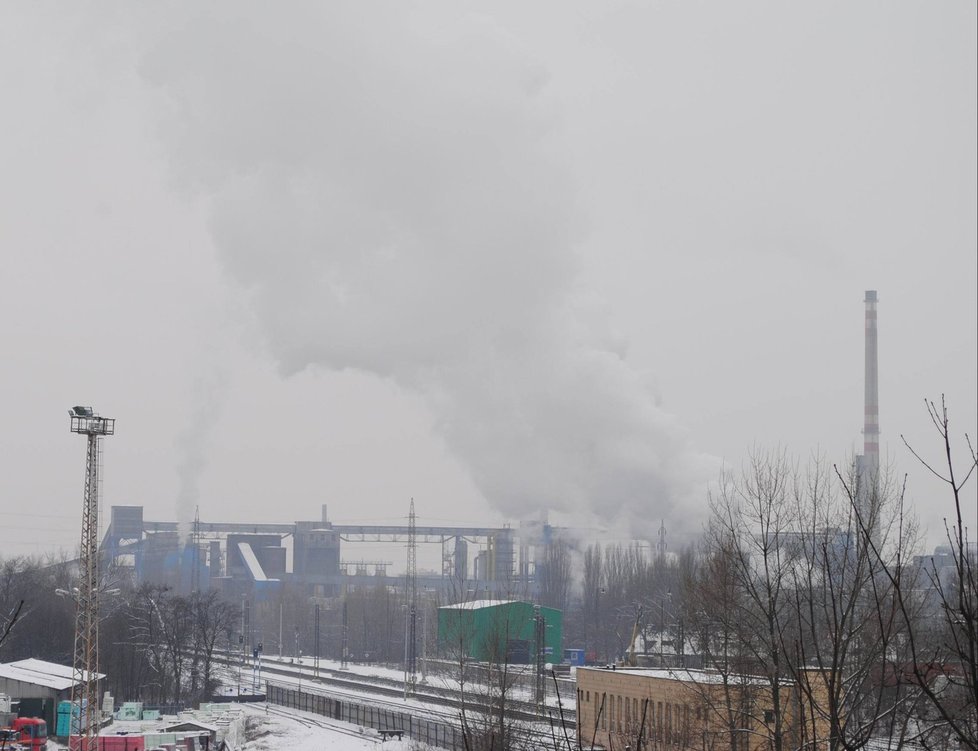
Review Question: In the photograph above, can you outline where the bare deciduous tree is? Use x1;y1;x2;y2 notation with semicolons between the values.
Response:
843;398;977;750
707;450;797;751
790;459;919;751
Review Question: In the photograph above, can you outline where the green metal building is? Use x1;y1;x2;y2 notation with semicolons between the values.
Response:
437;600;562;664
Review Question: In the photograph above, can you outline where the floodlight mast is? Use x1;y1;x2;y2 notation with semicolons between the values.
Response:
68;406;114;751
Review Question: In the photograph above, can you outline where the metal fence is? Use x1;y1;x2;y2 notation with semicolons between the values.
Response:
266;682;467;750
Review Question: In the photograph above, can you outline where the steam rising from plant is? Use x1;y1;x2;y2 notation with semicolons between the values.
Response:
175;369;227;545
141;4;714;538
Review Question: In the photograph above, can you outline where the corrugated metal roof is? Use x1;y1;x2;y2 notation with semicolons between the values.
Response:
0;659;104;691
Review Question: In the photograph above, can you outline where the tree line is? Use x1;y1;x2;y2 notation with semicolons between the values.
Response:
0;398;972;748
0;567;236;707
555;398;976;750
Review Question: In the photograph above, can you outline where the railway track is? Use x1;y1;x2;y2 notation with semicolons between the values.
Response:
263;680;575;751
213;652;577;733
261;702;381;744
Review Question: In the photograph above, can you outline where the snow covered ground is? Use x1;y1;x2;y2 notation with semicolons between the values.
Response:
223;652;576;714
43;704;430;751
237;702;427;751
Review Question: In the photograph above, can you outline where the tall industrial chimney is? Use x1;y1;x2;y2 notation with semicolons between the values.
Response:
856;290;880;532
863;290;879;476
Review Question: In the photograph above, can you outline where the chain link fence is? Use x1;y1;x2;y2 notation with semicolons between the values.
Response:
266;682;467;750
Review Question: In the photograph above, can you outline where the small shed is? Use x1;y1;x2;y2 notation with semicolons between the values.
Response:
438;600;562;664
0;658;104;732
160;718;218;747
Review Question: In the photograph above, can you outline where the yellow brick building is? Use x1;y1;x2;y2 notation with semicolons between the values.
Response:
575;666;831;750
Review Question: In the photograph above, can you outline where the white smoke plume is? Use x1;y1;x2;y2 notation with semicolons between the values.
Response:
175;368;227;545
140;3;714;539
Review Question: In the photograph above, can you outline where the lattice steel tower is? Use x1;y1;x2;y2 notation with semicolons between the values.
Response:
68;406;114;751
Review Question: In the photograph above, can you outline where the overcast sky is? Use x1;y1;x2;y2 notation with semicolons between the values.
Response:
1;2;975;560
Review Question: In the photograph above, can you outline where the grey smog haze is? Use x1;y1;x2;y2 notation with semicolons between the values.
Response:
0;3;975;559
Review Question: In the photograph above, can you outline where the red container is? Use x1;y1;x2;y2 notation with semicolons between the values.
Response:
68;735;146;751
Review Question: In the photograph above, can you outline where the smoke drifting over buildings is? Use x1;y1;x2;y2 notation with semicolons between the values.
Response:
139;4;714;538
175;369;228;544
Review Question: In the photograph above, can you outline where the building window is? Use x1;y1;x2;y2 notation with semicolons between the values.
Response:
764;709;776;724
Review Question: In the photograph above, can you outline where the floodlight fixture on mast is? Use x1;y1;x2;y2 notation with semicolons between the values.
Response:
68;405;114;751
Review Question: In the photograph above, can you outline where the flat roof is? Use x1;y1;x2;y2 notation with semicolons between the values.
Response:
578;666;773;686
0;659;104;691
439;599;518;611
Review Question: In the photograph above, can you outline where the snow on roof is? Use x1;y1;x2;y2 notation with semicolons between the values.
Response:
579;666;773;686
0;659;104;691
438;599;518;611
161;719;219;732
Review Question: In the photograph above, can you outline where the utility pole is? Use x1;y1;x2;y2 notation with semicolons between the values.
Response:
68;406;114;751
314;604;320;678
420;595;428;684
238;595;245;695
658;590;672;667
191;506;201;593
405;499;418;695
341;598;349;670
534;606;546;707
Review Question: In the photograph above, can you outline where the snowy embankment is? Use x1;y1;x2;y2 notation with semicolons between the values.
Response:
237;702;429;751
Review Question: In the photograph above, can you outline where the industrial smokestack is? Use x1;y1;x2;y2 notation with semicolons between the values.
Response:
863;290;879;476
855;290;880;537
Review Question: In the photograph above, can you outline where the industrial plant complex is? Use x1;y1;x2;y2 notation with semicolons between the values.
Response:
102;503;559;602
0;288;970;751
